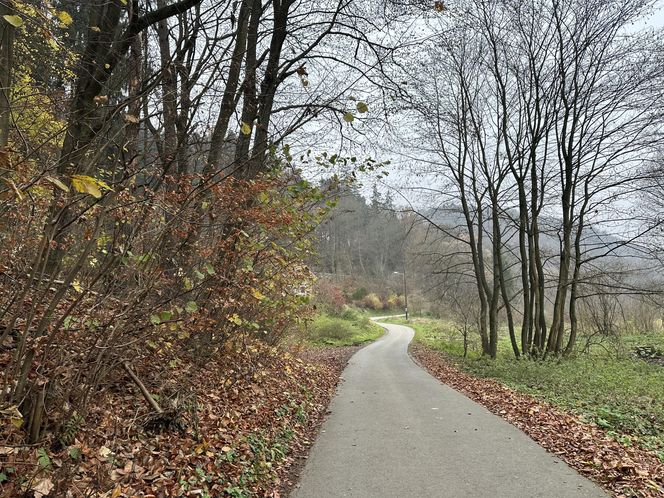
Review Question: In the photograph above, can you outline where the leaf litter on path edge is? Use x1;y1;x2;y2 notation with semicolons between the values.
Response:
0;343;359;497
410;344;664;498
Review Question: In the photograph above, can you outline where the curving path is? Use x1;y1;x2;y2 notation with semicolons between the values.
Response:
291;319;607;498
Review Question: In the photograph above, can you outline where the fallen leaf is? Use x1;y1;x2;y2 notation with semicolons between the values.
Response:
32;478;54;498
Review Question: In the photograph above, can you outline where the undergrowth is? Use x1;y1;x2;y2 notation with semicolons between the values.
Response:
303;308;384;346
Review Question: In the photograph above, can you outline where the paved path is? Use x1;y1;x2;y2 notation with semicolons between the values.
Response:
292;320;607;498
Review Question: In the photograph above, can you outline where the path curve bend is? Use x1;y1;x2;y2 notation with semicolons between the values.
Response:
292;320;607;498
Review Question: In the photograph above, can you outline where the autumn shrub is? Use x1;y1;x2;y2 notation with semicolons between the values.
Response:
384;293;407;309
0;2;372;494
313;280;347;315
351;287;368;300
361;293;383;310
340;307;361;321
0;165;321;448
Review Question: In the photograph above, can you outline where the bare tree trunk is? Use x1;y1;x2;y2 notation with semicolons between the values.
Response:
206;0;250;174
493;200;520;358
125;2;143;169
460;187;490;355
156;0;178;173
565;197;588;355
234;0;261;168
516;184;531;355
0;1;15;148
547;217;572;356
247;0;291;177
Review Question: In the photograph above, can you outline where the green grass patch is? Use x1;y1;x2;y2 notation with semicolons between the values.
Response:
388;316;664;461
304;308;384;346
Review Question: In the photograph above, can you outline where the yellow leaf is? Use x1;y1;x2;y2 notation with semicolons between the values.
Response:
241;121;251;135
44;176;69;192
221;445;232;452
92;177;112;191
71;175;112;199
251;288;266;300
228;314;242;325
90;26;101;33
3;15;23;27
56;10;73;26
71;175;101;198
72;280;82;293
47;38;59;50
2;178;23;200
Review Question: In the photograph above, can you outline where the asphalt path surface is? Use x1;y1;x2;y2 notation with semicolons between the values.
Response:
292;319;608;498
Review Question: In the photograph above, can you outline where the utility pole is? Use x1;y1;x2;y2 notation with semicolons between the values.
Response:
393;270;408;320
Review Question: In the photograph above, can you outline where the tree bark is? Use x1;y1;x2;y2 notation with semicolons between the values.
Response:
0;1;15;148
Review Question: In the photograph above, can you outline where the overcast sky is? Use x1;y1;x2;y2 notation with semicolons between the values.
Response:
639;2;664;28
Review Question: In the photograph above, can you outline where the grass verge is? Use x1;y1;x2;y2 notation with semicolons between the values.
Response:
304;309;384;347
388;316;664;461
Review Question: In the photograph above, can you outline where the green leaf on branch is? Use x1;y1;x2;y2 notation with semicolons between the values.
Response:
343;112;354;123
185;301;198;313
356;101;368;113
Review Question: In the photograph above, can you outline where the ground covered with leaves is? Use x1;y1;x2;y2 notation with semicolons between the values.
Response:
411;344;664;498
1;343;356;497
